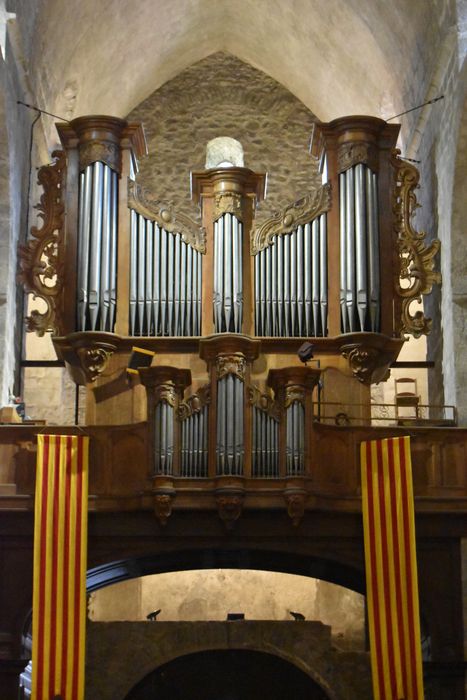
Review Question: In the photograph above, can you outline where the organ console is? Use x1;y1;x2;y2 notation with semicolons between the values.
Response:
18;113;441;522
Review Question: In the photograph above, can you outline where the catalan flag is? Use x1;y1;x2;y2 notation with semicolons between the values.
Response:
32;434;89;700
361;436;424;700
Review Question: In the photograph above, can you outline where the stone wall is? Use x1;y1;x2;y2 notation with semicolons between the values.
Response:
128;52;321;229
89;569;365;652
85;620;372;700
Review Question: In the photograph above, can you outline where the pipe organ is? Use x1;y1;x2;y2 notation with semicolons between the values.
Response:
20;113;441;524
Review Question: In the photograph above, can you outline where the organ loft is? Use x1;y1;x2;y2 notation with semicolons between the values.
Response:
0;22;465;698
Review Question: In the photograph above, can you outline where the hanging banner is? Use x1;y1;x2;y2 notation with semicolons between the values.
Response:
32;434;89;700
361;436;424;700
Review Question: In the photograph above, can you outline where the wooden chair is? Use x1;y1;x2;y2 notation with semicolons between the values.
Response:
395;377;420;421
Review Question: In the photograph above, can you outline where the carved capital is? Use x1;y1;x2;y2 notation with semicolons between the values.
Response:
128;180;206;253
18;150;66;336
251;184;331;254
391;149;442;338
214;191;242;220
154;383;177;407
216;354;246;381
76;343;115;383
79;140;121;173
284;384;306;408
337;141;378;173
153;493;175;526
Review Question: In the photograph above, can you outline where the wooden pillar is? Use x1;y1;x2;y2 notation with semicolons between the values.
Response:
56;115;146;336
199;334;260;478
318;116;400;337
191;167;266;337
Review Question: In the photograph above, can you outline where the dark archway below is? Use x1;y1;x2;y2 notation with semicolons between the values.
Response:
124;649;330;700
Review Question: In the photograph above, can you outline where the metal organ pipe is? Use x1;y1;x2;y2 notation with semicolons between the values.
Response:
214;214;243;333
255;216;328;337
129;210;202;336
216;375;244;476
180;405;208;478
77;162;118;332
339;164;380;333
252;406;279;477
154;400;174;475
285;401;305;476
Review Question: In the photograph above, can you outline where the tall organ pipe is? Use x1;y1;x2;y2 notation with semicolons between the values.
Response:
254;216;328;337
340;164;380;333
216;375;244;476
77;161;118;332
252;406;279;477
285;401;305;476
129;210;202;336
181;405;208;478
214;214;243;333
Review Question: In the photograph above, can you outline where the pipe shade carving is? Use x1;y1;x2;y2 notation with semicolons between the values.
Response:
391;150;442;338
128;180;206;253
250;185;331;255
18;150;66;336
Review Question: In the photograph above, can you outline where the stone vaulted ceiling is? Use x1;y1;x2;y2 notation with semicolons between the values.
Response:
16;0;455;147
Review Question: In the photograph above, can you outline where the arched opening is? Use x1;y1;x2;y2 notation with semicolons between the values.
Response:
86;548;366;593
124;649;331;700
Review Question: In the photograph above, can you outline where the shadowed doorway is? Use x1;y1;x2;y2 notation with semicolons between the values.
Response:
124;649;330;699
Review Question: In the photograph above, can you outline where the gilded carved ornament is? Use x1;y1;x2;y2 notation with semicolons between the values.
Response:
284;384;306;408
213;191;243;221
128;180;206;253
154;383;177;407
216;354;246;381
250;184;331;255
391;150;441;338
76;344;116;383
18;150;66;336
248;385;280;420
337;141;379;174
178;384;211;420
341;345;384;385
153;493;174;526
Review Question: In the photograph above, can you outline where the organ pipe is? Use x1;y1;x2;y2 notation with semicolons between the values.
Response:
129;210;203;336
339;164;380;333
77;162;118;332
254;216;328;337
215;374;244;475
213;213;243;333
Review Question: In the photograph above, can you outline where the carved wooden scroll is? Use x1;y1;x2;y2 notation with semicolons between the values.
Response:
128;180;206;253
250;184;331;254
18;150;66;336
391;150;441;338
248;384;280;420
178;384;211;420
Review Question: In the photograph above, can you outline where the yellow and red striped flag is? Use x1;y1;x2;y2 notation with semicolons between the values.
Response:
361;436;424;700
32;434;89;700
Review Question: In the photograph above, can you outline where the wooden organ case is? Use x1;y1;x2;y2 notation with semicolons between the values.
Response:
19;114;441;526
